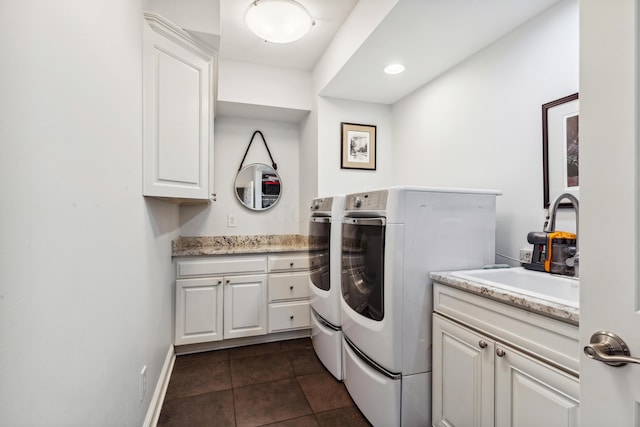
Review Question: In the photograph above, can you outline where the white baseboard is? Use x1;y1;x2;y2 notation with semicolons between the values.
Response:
143;345;175;427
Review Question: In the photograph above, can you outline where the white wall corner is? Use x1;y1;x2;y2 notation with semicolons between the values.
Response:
218;59;312;111
312;0;399;94
146;0;220;36
143;345;175;427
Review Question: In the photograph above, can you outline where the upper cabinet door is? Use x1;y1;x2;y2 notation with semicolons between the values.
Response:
142;13;216;202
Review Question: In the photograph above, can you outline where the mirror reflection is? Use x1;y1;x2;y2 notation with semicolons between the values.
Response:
234;163;281;210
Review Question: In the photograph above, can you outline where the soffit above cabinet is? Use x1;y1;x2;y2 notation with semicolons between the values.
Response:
320;0;566;104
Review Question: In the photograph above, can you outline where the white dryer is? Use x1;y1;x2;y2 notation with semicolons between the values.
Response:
308;195;344;380
340;186;500;426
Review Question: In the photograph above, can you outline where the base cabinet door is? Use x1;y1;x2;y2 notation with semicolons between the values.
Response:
495;344;579;427
175;277;223;345
224;274;267;339
432;314;495;427
433;314;580;427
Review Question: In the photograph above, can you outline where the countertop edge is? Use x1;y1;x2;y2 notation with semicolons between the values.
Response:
430;271;579;326
171;234;311;257
172;244;309;257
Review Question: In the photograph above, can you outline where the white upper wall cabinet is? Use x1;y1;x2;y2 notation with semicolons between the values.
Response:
143;13;217;203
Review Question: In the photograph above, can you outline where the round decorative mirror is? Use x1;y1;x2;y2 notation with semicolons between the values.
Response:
234;163;282;210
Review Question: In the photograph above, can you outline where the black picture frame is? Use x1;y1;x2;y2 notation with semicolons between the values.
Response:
340;122;377;170
542;93;579;209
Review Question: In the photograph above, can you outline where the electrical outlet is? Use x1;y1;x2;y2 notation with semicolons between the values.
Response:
519;248;532;264
140;365;147;402
227;214;237;228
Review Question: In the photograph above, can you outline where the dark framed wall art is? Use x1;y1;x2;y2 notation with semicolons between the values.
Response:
542;93;579;208
341;122;377;170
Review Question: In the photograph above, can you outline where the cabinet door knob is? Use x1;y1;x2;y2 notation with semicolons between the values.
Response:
496;348;506;357
290;262;294;267
289;285;294;290
478;340;488;349
226;279;230;284
290;315;294;320
217;280;222;284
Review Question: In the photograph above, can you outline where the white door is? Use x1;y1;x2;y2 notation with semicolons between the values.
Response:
223;274;267;339
142;15;214;201
175;277;223;345
580;0;640;424
432;314;494;427
494;343;579;427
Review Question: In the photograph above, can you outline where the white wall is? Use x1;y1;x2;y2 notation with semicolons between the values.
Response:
0;2;177;425
218;60;312;111
146;0;220;35
391;0;579;264
317;97;394;196
180;117;302;236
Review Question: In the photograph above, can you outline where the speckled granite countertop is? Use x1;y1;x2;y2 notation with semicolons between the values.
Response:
172;234;309;257
430;271;579;325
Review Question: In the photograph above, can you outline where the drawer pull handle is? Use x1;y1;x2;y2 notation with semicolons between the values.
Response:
289;286;294;290
290;262;294;267
290;315;294;320
478;340;487;349
496;348;505;357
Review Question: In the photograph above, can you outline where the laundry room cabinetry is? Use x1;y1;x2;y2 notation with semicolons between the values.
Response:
267;254;311;333
431;283;580;427
174;250;311;346
174;256;267;345
142;13;217;203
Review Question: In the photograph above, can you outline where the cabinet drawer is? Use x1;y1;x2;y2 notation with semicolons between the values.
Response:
269;301;311;332
269;272;310;301
177;256;267;278
268;254;309;272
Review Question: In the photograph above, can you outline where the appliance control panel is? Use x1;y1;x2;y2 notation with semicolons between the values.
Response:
310;197;333;212
344;190;388;211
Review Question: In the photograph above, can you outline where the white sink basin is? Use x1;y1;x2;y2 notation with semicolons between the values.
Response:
450;267;579;308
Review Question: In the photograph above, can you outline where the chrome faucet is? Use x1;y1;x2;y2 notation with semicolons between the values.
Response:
544;193;579;276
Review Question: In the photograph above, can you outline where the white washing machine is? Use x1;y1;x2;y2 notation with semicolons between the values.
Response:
308;195;344;380
340;186;500;426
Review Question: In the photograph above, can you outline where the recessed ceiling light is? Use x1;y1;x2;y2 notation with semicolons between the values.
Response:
245;0;315;44
384;64;405;75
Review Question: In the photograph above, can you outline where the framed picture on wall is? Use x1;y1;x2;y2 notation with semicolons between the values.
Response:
542;93;579;208
341;122;377;170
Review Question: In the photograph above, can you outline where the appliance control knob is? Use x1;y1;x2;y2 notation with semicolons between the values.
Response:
354;197;362;208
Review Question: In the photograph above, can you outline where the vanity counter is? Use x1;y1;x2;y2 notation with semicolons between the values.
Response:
172;234;309;257
430;270;579;325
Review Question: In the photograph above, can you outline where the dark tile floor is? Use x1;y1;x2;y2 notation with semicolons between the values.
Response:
158;338;372;427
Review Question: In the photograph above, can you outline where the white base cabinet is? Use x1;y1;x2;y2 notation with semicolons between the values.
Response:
223;274;267;339
268;254;311;333
495;338;579;427
175;277;223;345
432;314;494;427
175;253;310;346
433;314;579;427
174;256;267;345
432;283;580;427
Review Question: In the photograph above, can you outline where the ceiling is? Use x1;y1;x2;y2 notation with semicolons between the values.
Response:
219;0;563;105
219;0;358;71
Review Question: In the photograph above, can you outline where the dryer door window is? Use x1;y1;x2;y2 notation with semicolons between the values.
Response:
309;217;331;291
341;218;385;321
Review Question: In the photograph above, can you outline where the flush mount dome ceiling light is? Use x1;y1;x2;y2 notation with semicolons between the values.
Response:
245;0;315;44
